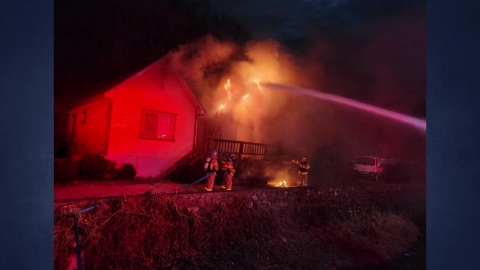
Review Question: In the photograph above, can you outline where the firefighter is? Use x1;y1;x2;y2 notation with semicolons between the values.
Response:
204;150;219;191
293;157;310;187
221;153;236;191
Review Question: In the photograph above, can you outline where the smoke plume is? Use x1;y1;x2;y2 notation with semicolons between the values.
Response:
159;12;425;167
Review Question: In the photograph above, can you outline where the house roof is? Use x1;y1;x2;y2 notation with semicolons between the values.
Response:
67;58;206;115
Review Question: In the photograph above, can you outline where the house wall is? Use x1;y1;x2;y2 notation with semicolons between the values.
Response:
69;98;110;156
105;66;197;177
195;117;208;147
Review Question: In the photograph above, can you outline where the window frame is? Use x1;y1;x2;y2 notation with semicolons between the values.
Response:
81;110;87;124
139;109;177;141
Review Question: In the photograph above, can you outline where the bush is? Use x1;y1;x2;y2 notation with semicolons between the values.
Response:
54;159;79;185
77;154;117;180
116;163;137;180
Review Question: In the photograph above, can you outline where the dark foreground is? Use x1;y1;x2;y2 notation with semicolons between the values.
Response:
348;206;426;270
54;182;425;269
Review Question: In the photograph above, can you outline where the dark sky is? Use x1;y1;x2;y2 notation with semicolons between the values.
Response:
207;0;425;41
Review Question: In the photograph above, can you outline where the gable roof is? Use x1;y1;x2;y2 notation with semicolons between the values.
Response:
68;58;206;115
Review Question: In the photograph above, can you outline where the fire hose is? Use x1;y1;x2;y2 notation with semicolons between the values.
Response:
146;172;215;195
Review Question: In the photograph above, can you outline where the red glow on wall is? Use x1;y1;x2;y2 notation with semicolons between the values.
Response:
68;64;202;177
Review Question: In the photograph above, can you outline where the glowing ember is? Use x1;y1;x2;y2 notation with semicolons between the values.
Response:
262;83;427;131
274;181;287;188
242;93;249;100
218;104;226;110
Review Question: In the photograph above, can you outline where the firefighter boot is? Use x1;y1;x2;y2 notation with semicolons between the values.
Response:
225;173;233;191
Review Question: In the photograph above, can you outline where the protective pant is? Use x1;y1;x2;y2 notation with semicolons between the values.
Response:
223;173;233;190
205;173;216;191
297;173;308;187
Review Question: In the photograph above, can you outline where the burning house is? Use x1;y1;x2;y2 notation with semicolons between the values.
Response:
65;56;283;178
64;35;425;184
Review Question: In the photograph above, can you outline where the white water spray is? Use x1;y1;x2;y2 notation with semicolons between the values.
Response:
262;83;426;131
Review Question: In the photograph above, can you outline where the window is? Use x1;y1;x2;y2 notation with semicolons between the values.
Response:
141;110;176;140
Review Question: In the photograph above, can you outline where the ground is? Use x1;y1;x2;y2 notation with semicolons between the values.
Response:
54;178;251;201
55;179;186;201
54;175;393;202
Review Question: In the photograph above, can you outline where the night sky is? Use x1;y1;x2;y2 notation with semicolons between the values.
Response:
207;0;425;40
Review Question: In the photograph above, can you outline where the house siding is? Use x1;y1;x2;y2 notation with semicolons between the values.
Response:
105;66;196;177
69;98;110;156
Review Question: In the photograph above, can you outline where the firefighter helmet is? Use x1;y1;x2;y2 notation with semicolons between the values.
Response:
212;150;218;156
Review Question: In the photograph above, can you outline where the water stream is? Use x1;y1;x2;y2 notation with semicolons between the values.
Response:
262;83;426;131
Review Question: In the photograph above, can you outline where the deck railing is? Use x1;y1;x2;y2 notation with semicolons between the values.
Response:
211;139;280;157
172;139;281;170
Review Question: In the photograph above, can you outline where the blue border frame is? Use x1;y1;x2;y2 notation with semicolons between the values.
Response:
1;0;480;269
427;0;480;269
0;0;53;269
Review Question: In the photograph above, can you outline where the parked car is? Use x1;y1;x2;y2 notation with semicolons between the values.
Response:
353;156;384;182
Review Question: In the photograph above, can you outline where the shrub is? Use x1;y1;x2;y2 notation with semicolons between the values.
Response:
116;163;137;180
77;154;117;180
54;159;79;185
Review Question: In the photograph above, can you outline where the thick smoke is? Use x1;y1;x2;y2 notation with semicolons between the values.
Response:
159;12;425;170
294;14;426;165
159;35;318;148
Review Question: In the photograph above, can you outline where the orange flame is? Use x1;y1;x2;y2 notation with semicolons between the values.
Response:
254;79;263;92
273;181;288;188
224;79;232;100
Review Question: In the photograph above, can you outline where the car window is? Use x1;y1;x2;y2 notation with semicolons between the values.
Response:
356;157;375;166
